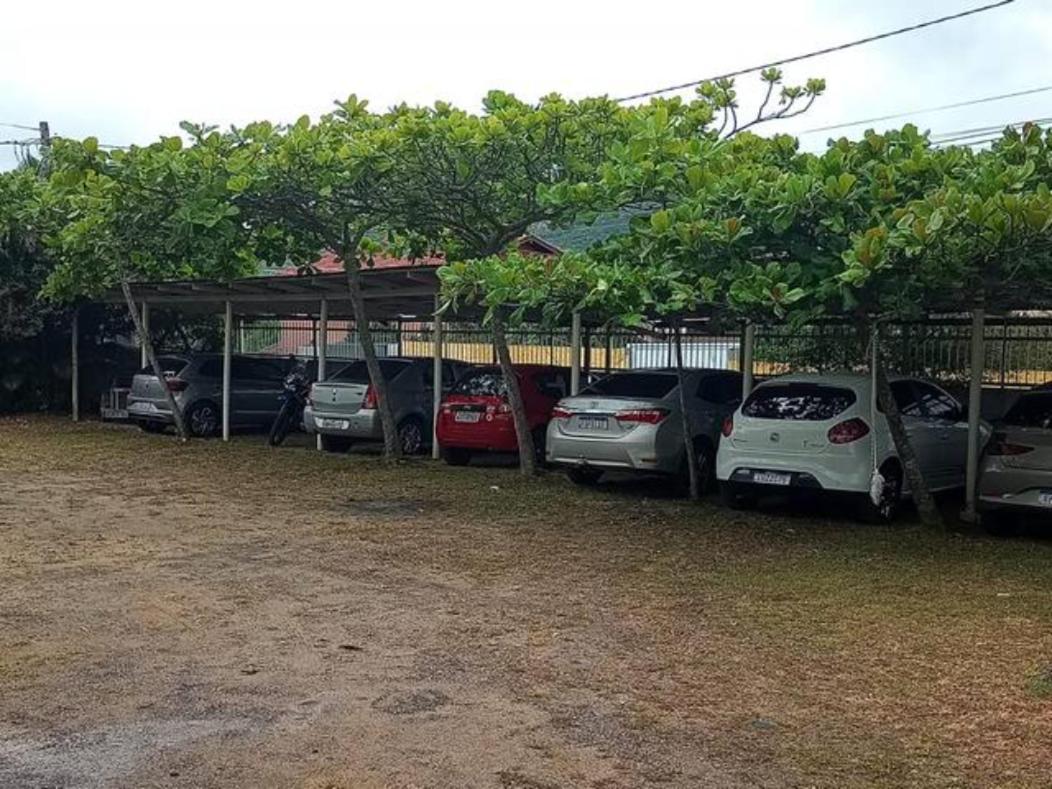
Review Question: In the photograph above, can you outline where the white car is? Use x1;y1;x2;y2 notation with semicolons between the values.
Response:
716;372;988;521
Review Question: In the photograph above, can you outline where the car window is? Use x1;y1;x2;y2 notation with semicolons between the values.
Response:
912;382;962;420
583;373;677;398
1003;393;1052;429
742;383;856;421
890;381;924;417
139;357;189;377
452;368;506;397
534;370;568;399
196;359;221;378
232;358;284;382
696;373;742;404
441;362;457;388
331;359;409;383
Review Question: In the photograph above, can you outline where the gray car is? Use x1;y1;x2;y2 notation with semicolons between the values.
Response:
305;357;472;454
979;389;1052;525
128;353;294;437
546;368;743;489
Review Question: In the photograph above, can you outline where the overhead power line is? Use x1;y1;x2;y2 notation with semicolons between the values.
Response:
800;84;1052;135
0;121;40;132
614;0;1018;103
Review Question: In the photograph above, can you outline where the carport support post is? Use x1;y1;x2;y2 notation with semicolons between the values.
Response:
317;299;329;451
963;305;986;523
71;307;80;422
570;311;582;395
432;295;444;460
222;300;232;442
741;322;756;399
140;302;149;368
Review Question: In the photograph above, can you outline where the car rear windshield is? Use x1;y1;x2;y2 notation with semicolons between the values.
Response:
583;373;677;398
330;359;409;383
138;357;187;376
452;369;506;397
1003;393;1052;429
743;383;856;421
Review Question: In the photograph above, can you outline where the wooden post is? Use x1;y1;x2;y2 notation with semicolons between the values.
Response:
71;307;80;422
570;311;582;395
432;295;444;460
222;301;232;442
317;299;328;451
963;306;986;522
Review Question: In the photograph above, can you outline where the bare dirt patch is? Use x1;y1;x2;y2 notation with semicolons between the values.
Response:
1;415;1051;787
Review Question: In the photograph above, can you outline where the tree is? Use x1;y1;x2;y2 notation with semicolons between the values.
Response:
38;134;267;439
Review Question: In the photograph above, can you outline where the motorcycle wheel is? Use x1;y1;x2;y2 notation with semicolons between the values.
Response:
268;401;298;447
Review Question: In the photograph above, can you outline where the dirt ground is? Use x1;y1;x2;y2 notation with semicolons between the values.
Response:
1;416;1051;788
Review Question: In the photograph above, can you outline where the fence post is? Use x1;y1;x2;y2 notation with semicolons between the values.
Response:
963;305;986;523
432;295;444;460
741;322;756;399
570;312;582;395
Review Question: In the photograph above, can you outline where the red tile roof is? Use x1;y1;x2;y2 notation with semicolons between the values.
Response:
275;250;445;276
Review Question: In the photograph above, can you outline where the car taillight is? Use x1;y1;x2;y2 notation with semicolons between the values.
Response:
616;408;669;425
551;406;573;419
987;433;1034;456
362;385;377;409
721;415;734;437
496;402;511;414
827;417;870;444
165;378;188;392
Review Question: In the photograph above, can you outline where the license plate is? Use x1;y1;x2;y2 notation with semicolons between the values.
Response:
319;418;349;430
578;416;609;430
753;471;791;486
1039;492;1052;507
455;411;481;423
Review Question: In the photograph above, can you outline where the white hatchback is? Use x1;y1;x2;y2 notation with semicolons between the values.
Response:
716;372;986;521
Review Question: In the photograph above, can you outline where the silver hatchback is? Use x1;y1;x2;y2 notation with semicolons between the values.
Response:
546;368;742;489
980;390;1052;523
305;357;472;454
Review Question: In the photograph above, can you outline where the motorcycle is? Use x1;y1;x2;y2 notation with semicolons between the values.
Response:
268;361;311;446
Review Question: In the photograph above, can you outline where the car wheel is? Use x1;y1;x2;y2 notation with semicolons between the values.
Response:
184;401;219;438
441;446;473;466
138;420;166;434
720;481;758;510
398;418;425;455
857;461;903;524
531;427;548;469
320;434;353;453
679;440;717;496
567;467;602;486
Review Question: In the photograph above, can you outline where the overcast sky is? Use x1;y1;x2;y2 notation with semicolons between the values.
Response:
2;0;1050;170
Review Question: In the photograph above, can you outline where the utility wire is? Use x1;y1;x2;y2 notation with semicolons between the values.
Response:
614;0;1018;103
800;84;1052;135
0;121;40;132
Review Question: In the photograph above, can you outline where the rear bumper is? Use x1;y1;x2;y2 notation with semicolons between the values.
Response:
546;430;678;475
127;398;174;424
716;450;872;494
979;462;1052;512
437;418;520;452
304;406;382;439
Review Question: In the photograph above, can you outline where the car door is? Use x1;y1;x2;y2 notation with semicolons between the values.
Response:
890;380;943;488
232;357;285;424
912;380;969;488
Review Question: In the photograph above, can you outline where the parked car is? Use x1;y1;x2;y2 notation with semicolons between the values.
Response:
717;372;988;521
979;389;1052;524
128;354;296;437
546;368;743;490
305;357;472;454
436;364;570;465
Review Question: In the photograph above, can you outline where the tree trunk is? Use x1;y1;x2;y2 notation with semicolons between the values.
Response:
491;309;538;477
121;281;188;441
873;342;943;528
343;263;401;461
673;324;700;500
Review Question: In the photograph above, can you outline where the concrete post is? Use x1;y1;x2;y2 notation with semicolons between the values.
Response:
222;301;232;442
140;302;149;368
963;306;986;522
570;311;582;395
317;299;329;451
71;307;80;422
742;322;756;399
432;295;444;460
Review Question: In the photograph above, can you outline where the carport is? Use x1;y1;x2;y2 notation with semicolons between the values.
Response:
77;265;592;461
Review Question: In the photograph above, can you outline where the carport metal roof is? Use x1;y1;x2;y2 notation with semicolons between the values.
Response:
99;265;444;320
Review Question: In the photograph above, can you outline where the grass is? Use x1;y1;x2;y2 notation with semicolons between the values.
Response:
2;414;1052;787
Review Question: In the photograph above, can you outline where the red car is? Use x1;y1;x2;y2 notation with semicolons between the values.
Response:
437;364;570;465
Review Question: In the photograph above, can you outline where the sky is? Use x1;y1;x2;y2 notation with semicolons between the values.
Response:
2;0;1051;169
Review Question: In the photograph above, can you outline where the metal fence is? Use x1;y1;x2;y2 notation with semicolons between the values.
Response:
233;316;1052;390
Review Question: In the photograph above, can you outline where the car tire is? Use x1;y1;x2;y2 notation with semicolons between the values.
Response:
679;440;717;497
856;461;903;524
441;446;472;466
397;418;425;456
567;467;602;486
184;401;219;438
138;420;167;434
320;434;353;453
720;481;758;510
